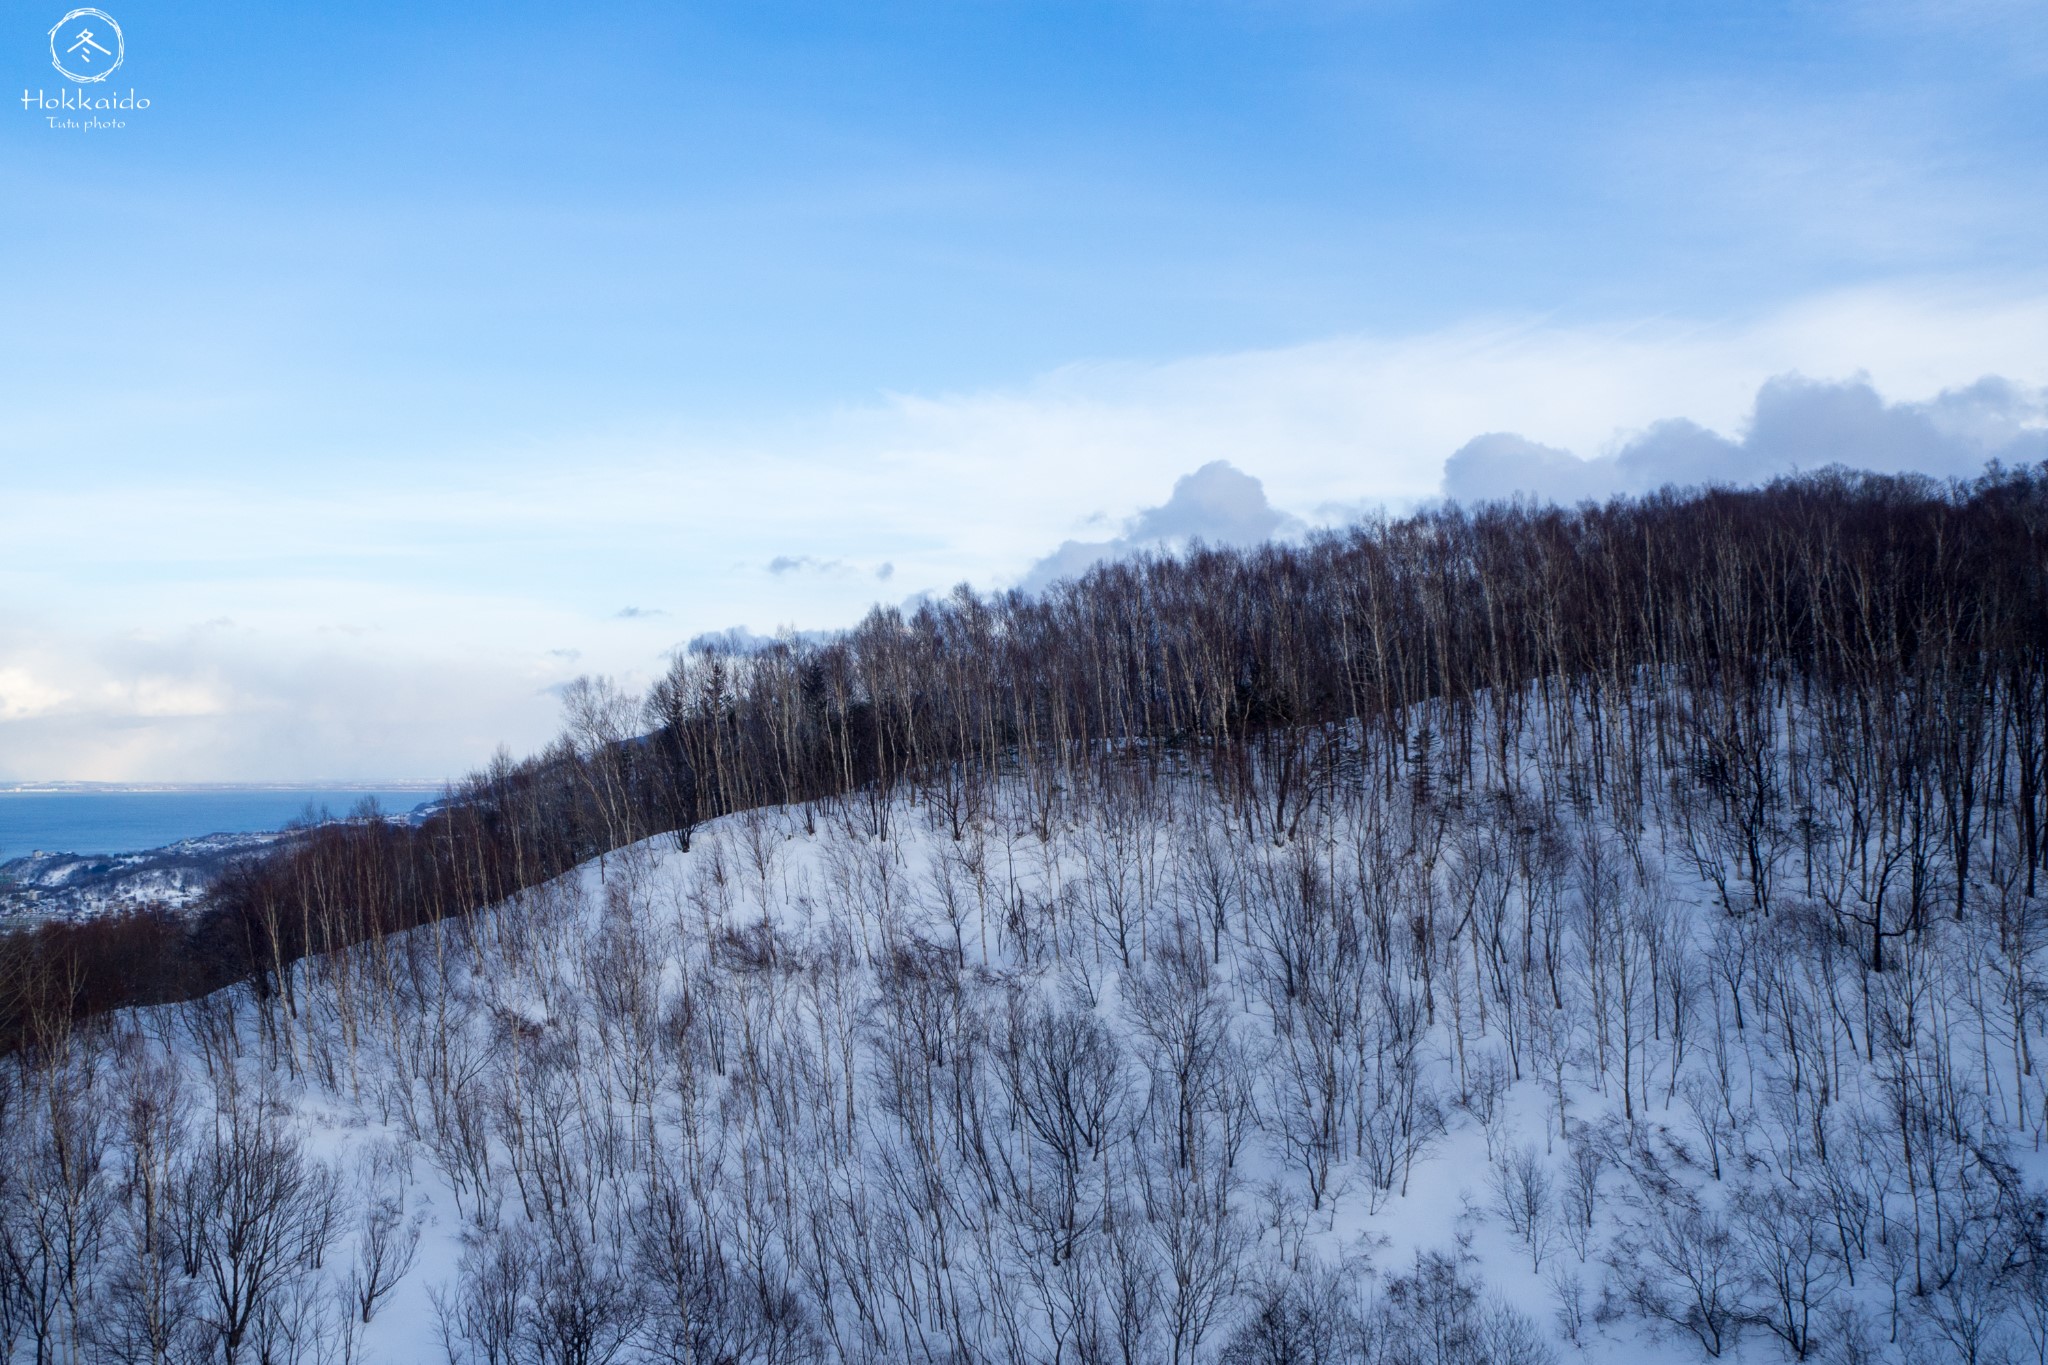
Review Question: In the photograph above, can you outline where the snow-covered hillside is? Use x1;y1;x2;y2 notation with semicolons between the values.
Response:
0;832;291;924
5;684;2042;1365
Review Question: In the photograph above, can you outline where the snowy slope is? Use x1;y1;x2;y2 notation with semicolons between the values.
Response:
5;702;2044;1365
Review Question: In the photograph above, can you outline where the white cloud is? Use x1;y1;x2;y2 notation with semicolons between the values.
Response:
1443;373;2048;504
1020;460;1298;592
0;606;574;784
766;555;851;577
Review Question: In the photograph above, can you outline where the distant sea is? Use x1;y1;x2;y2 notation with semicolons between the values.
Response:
0;788;445;863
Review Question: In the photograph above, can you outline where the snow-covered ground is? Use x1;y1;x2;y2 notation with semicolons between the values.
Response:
0;831;292;923
1;800;452;925
5;699;2044;1364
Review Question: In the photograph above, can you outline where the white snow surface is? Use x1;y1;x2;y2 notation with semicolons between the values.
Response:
19;709;2048;1365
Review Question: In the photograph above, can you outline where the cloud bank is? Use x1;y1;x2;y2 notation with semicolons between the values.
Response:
1443;374;2048;504
1020;461;1301;592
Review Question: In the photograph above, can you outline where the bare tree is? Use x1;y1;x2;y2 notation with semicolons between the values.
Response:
1490;1144;1557;1272
184;1093;347;1364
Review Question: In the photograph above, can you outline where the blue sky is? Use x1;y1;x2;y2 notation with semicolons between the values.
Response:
3;0;2045;782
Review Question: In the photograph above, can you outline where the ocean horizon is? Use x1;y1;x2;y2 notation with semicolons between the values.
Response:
0;786;447;864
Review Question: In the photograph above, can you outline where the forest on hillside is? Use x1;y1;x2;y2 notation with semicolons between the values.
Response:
1;466;2046;1364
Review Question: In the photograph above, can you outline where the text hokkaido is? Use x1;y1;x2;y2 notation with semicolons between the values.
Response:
21;88;151;111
